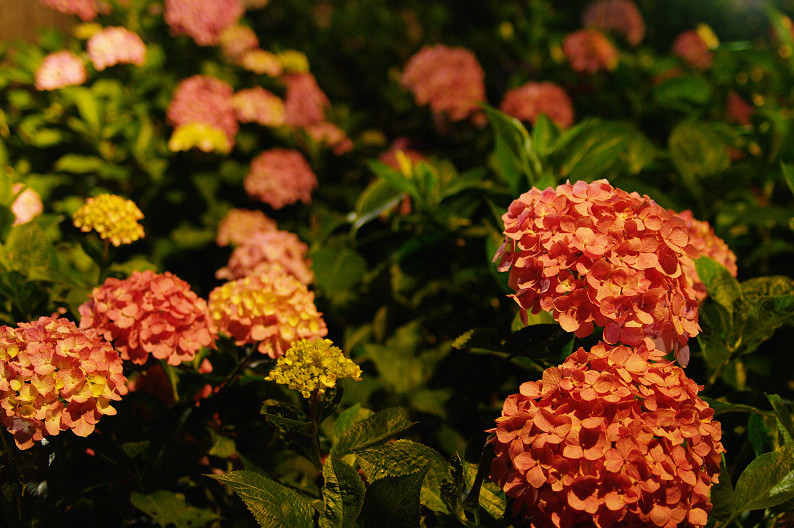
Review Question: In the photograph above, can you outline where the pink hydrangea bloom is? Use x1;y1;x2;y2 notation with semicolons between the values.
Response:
562;29;619;73
164;0;244;46
233;87;285;127
216;229;313;284
379;139;427;172
11;184;44;226
283;73;330;127
0;316;127;449
499;82;575;129
87;26;146;71
304;122;353;155
219;25;259;62
79;270;216;366
244;149;317;209
167;75;239;147
672;30;713;69
39;0;106;21
35;51;87;91
400;44;487;122
490;341;724;528
582;0;645;46
216;208;277;247
726;92;754;126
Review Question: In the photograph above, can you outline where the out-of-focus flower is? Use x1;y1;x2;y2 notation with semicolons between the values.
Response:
216;208;277;247
726;92;754;126
265;339;361;398
277;50;310;73
219;25;259;62
232;87;285;127
672;26;717;69
39;0;106;21
304;122;353;155
164;0;243;46
400;44;486;123
241;0;269;9
489;341;724;528
562;29;619;73
283;72;330;127
239;49;283;76
167;75;238;148
582;0;645;46
86;26;146;70
499;82;575;129
379;139;427;175
216;229;313;284
35;51;87;91
125;363;174;405
244;149;317;209
168;123;231;154
11;184;43;226
73;22;102;40
494;180;700;354
208;267;327;358
72;194;144;246
0;316;127;449
79;270;216;365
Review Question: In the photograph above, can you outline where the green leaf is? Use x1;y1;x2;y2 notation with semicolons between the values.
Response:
709;457;738;522
695;256;742;316
312;248;367;294
5;222;56;274
734;443;794;512
668;121;730;201
54;154;106;174
333;404;374;445
62;86;101;129
556;120;644;182
767;394;794;445
208;429;237;458
781;162;794;197
359;468;428;528
351;178;404;233
653;76;712;106
320;455;366;528
735;276;794;356
333;408;413;456
482;105;541;192
748;413;771;457
261;400;318;465
462;460;506;520
407;388;452;418
130;490;220;528
210;471;314;528
531;113;559;158
366;161;420;199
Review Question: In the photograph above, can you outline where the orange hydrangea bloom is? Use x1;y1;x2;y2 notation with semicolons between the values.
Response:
216;208;277;247
79;270;216;365
582;0;645;46
495;180;701;354
562;29;619;73
208;267;327;358
672;29;714;69
489;341;724;528
216;229;313;284
0;316;127;449
499;82;575;129
244;149;318;209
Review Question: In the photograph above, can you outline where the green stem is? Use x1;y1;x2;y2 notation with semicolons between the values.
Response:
309;389;323;470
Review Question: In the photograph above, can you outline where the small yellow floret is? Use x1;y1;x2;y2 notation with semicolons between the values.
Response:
72;194;144;247
265;339;361;399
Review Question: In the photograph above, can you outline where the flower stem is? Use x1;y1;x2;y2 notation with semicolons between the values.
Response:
309;389;323;470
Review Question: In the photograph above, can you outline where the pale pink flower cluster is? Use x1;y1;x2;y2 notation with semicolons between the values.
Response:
233;87;285;127
499;82;575;129
87;26;146;71
216;208;277;247
582;0;646;46
167;75;239;147
282;73;352;153
562;29;619;73
39;0;106;21
35;51;87;91
216;229;313;284
164;0;244;46
11;184;44;226
401;44;487;123
244;149;317;209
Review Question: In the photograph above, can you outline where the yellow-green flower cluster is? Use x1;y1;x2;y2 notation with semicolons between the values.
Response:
168;123;232;154
265;339;361;398
72;194;144;246
277;50;309;73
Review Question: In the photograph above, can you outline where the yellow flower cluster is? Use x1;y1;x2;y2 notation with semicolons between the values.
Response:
72;194;144;246
168;123;232;154
265;339;361;398
277;50;309;73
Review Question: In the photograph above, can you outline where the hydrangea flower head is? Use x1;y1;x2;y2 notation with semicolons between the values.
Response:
244;149;318;209
164;0;244;46
582;0;645;46
283;73;330;127
11;184;44;226
216;208;277;247
499;82;575;129
87;26;146;71
672;27;717;69
240;49;283;76
489;341;724;528
233;87;285;127
400;44;486;123
277;50;310;73
216;229;313;284
726;92;754;126
79;270;216;365
35;51;87;91
208;267;327;358
39;0;106;21
562;29;619;73
0;316;127;449
495;180;700;352
167;75;238;148
168;123;232;154
304;122;353;155
72;193;144;246
219;25;259;62
265;339;361;398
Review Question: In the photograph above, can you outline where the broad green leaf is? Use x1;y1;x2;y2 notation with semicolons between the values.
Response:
482;105;541;191
702;397;764;416
351;178;404;233
462;460;506;520
333;404;374;445
359;469;428;528
208;429;237;458
734;442;794;512
62;86;101;129
653;76;712;106
121;441;150;459
333;407;413;456
320;455;366;528
210;471;314;528
355;439;451;514
261;399;317;465
709;457;738;522
558;121;627;182
668;121;730;201
781;163;794;197
748;413;772;457
531;113;558;158
767;394;794;445
408;388;452;418
695;256;742;316
5;222;56;274
130;490;219;528
54;154;106;174
366;161;420;199
735;276;794;355
312;248;368;294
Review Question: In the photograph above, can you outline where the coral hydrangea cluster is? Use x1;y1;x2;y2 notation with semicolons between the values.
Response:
164;0;244;46
283;72;330;127
401;44;487;123
499;82;575;129
86;26;146;71
11;184;44;226
562;29;619;73
726;92;754;126
244;149;318;209
167;75;239;148
79;270;216;365
208;267;327;358
35;51;87;91
582;0;646;46
265;339;361;398
216;208;277;247
0;316;127;449
489;341;724;528
494;180;700;352
72;193;144;246
672;27;716;69
233;87;285;127
216;229;313;284
39;0;105;21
